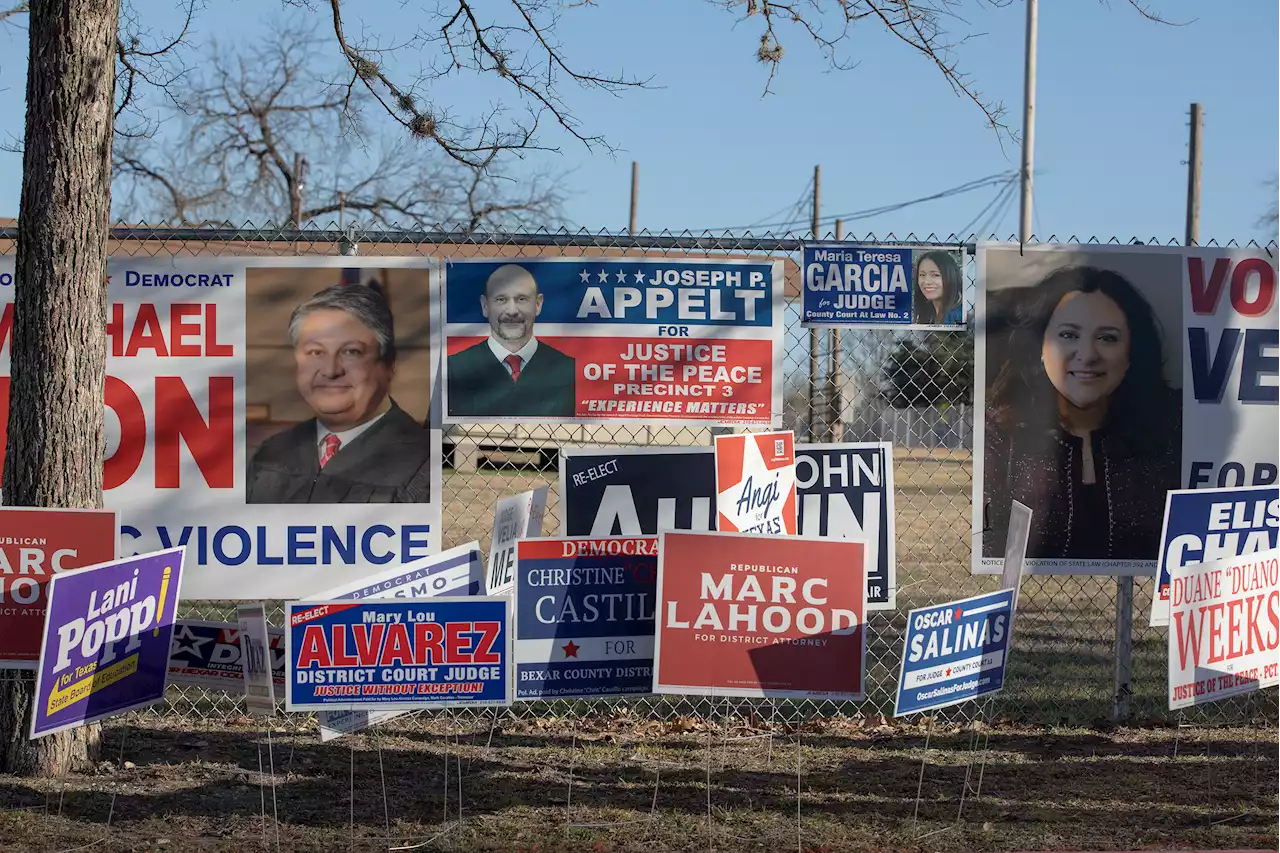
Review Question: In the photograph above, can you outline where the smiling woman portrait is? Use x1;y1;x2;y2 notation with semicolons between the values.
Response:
983;264;1181;561
912;249;964;325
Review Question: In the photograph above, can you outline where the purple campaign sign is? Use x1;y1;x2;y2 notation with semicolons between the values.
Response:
31;547;186;739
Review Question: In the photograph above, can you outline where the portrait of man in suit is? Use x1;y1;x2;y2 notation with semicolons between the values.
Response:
447;263;577;418
246;282;434;503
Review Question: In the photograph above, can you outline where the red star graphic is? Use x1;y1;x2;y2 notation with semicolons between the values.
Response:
945;667;952;676
561;640;580;659
954;607;963;619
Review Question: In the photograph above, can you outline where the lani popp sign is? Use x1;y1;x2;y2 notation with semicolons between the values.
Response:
714;431;797;535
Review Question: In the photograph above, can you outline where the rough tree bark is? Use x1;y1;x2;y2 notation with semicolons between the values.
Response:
0;0;120;776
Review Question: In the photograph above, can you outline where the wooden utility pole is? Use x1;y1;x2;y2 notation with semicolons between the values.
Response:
827;218;844;442
1185;103;1202;246
809;165;822;441
291;152;308;226
629;161;639;236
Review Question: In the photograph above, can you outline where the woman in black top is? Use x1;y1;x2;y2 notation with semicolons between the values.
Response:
984;265;1181;561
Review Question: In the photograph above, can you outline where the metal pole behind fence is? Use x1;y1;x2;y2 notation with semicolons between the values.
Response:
1113;575;1134;722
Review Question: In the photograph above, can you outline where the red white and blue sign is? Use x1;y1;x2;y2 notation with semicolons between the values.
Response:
894;588;1014;717
285;597;511;711
514;536;657;700
1149;485;1279;627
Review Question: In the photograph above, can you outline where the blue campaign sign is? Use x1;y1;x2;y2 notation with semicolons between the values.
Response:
894;589;1014;716
445;258;777;328
559;444;896;609
803;244;913;326
285;597;511;711
1151;485;1279;626
514;537;657;700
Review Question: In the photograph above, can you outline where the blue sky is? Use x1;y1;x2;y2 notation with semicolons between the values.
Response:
0;0;1275;242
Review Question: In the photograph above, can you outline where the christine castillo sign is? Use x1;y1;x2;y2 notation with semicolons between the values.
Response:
559;444;897;609
894;589;1014;717
285;597;512;711
1168;547;1279;710
441;258;784;426
0;256;445;600
974;245;1278;575
802;243;966;329
654;530;867;700
514;536;656;700
0;507;119;669
1150;486;1278;627
714;431;797;535
32;547;185;739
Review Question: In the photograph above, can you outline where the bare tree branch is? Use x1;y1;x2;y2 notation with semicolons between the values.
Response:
112;21;568;231
0;3;27;24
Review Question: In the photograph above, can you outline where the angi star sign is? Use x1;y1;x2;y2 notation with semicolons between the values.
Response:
714;431;797;535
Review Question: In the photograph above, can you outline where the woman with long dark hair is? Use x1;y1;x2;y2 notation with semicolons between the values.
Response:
913;250;964;325
984;265;1181;561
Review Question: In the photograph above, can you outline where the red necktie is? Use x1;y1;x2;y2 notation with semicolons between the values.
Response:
504;354;523;382
319;434;342;468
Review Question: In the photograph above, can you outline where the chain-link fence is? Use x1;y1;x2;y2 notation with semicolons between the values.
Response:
4;225;1277;732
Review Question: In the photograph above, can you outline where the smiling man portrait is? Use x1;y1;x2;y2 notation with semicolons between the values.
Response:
246;282;434;503
446;263;577;418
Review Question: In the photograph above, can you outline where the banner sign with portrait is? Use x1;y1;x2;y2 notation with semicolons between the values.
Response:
514;536;657;701
1168;547;1279;710
894;588;1014;717
31;547;185;739
801;243;967;329
0;257;444;599
0;508;119;669
486;487;549;596
440;258;784;426
653;530;867;700
167;619;286;692
1149;485;1278;627
285;597;512;711
559;444;897;609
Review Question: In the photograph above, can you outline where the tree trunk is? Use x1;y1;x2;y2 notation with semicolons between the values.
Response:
0;0;120;777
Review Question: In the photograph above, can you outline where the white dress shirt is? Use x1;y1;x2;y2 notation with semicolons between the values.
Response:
488;335;539;377
316;409;388;463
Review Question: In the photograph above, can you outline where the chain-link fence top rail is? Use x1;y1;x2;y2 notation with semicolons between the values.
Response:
2;226;1276;730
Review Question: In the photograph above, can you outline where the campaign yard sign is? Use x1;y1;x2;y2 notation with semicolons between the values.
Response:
237;603;276;715
0;507;119;668
441;258;784;426
560;444;897;609
285;597;512;711
1150;486;1278;627
486;488;549;595
1168;548;1279;710
168;619;285;690
802;244;966;329
515;536;656;700
32;547;186;739
307;541;484;740
654;530;867;700
894;589;1015;717
714;431;797;535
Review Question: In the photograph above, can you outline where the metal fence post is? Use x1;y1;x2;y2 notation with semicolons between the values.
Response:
1113;575;1134;722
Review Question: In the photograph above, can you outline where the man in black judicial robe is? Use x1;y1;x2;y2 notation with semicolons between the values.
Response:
447;263;577;418
246;283;433;504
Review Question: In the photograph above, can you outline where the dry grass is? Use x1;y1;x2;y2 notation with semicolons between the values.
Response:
0;714;1274;853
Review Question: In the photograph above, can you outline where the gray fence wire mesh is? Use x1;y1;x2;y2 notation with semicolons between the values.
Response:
3;225;1276;733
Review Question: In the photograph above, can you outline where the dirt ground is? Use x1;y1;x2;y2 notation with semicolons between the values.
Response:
0;713;1275;853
